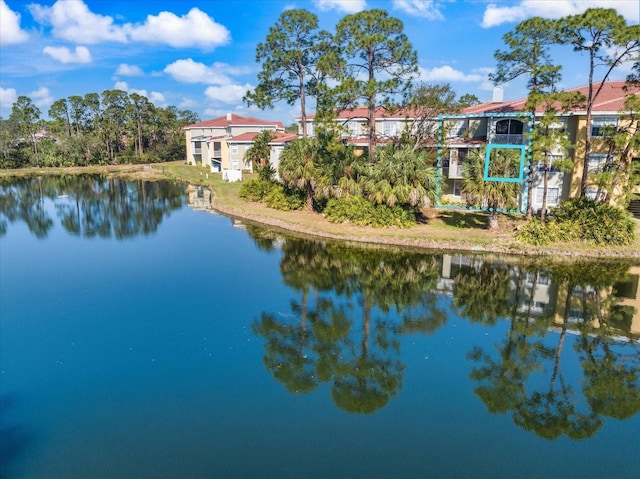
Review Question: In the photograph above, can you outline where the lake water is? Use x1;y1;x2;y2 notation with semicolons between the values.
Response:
1;176;639;479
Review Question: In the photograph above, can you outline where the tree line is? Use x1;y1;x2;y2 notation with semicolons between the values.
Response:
0;90;199;169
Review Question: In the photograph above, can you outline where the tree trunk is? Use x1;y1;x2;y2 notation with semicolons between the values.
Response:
541;159;549;222
305;182;314;211
299;65;307;139
367;49;376;163
488;210;499;229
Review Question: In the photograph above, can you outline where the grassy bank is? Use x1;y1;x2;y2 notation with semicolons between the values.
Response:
3;162;640;261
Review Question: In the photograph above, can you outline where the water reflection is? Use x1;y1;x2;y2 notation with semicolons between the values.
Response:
248;229;640;439
0;175;186;239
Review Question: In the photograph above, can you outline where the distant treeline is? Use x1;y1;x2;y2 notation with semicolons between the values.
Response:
0;90;200;169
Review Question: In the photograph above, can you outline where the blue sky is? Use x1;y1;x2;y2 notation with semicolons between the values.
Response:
1;0;638;126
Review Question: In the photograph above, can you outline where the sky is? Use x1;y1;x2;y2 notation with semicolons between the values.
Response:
1;0;638;126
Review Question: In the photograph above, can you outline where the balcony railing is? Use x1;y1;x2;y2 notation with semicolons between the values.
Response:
447;164;464;179
213;149;222;158
490;134;525;145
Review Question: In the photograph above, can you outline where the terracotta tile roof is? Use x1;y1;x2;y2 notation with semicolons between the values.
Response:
462;81;639;116
185;113;284;129
228;132;259;143
269;132;299;144
228;131;299;144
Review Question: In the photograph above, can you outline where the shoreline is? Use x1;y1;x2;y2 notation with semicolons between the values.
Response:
3;163;640;262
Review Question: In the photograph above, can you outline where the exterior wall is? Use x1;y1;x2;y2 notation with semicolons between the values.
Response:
226;143;251;171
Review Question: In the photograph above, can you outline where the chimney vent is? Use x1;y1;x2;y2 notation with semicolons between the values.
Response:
492;86;504;103
226;112;232;121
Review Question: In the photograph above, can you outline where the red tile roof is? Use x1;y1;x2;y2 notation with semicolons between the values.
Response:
463;81;639;115
185;113;284;129
228;131;299;144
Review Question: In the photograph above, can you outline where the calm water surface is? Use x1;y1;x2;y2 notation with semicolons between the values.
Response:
1;176;639;479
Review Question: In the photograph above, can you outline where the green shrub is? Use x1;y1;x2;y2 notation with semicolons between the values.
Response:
517;198;636;246
515;218;577;246
265;184;305;211
324;196;416;228
239;179;275;202
553;197;636;245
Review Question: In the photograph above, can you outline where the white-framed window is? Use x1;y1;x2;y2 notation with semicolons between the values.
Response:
591;116;617;137
231;144;239;155
345;121;358;136
495;119;523;135
535;187;559;207
383;120;400;137
587;153;610;172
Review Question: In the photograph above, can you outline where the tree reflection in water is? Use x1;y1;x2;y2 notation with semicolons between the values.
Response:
0;175;186;239
249;227;640;438
251;237;444;414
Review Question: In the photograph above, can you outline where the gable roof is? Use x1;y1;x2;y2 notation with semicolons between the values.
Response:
463;81;639;116
184;113;284;130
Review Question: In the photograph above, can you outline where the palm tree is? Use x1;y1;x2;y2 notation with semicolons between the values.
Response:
244;129;275;179
278;137;330;211
461;147;521;229
363;145;437;209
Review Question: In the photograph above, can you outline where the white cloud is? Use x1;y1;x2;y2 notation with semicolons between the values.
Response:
116;64;144;76
313;0;367;14
29;0;127;43
393;0;445;20
149;92;166;105
112;81;166;106
29;1;230;49
482;1;639;28
0;0;29;45
30;87;54;109
164;59;243;85
0;86;18;109
205;84;253;103
43;45;92;64
128;8;230;49
418;65;484;82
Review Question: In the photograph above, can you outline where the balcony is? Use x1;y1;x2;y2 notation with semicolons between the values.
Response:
447;164;464;179
213;149;222;158
490;133;525;145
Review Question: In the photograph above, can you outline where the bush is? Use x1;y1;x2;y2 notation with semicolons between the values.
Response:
516;198;636;246
265;184;305;211
324;196;416;228
554;197;636;245
515;218;577;246
239;179;276;202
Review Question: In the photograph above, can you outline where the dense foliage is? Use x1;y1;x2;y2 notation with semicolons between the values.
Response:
516;197;636;246
1;91;198;169
324;195;416;228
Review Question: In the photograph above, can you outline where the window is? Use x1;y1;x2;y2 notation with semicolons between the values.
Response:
591;116;617;137
453;180;462;196
383;121;400;137
587;154;611;172
194;141;201;149
231;160;239;170
345;121;358;136
495;119;523;135
231;144;239;155
535;187;559;207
